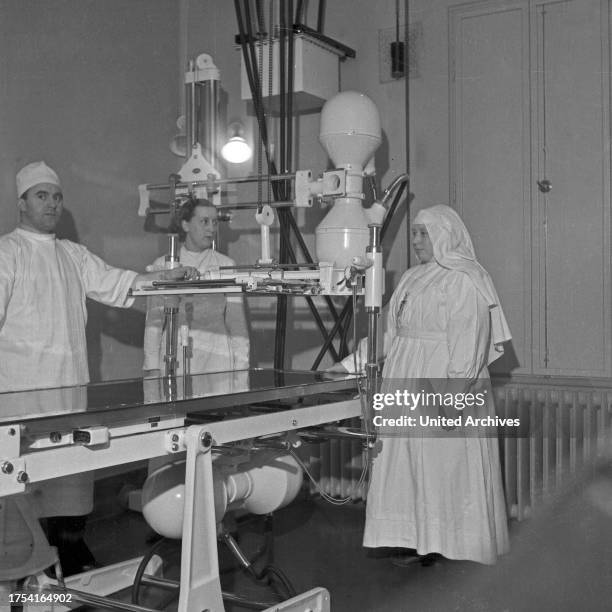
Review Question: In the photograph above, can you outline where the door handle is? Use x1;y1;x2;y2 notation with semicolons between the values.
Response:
537;179;552;193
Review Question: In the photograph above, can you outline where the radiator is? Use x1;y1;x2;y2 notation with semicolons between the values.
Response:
495;380;612;520
308;379;612;518
307;417;368;502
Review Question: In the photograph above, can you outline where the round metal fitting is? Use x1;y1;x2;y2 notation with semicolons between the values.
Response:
16;471;28;483
1;462;14;475
201;431;213;448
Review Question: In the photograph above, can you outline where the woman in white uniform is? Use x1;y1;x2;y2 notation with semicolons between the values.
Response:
143;198;249;377
339;204;511;565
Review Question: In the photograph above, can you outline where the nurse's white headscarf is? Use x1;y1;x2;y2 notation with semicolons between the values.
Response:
413;204;512;362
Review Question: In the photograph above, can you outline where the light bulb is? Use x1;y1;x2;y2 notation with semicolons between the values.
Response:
221;136;252;164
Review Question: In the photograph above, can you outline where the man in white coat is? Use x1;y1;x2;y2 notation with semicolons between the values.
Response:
0;161;192;576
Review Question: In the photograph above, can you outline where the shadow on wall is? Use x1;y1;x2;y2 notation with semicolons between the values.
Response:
56;208;146;382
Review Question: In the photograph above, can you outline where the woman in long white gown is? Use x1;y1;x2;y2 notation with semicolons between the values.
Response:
342;205;511;565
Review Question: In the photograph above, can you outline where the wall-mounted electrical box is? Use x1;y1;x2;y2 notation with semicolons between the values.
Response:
239;33;349;113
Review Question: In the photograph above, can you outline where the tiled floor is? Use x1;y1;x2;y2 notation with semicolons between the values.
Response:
84;460;612;612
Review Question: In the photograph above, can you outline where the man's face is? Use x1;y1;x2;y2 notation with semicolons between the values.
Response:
182;205;218;251
18;183;63;234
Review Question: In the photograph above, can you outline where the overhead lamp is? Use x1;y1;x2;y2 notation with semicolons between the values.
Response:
221;122;252;164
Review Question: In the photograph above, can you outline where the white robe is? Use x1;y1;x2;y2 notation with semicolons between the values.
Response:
0;227;138;515
0;228;137;392
143;246;249;375
345;262;509;565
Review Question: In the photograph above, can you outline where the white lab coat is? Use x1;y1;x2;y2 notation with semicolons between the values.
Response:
345;263;509;565
143;246;249;375
0;228;138;515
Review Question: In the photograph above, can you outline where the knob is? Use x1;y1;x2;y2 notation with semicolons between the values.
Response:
537;179;552;193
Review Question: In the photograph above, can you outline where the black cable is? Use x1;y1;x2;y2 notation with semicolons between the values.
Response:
258;564;298;599
405;0;411;268
279;0;287;195
235;2;263;142
244;2;269;152
295;0;305;25
255;0;267;35
286;0;294;193
131;536;175;605
380;181;407;241
236;0;276;180
235;0;347;368
311;299;352;369
303;295;341;363
317;0;326;32
339;299;354;357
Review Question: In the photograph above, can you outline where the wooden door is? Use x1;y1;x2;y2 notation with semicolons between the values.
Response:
532;0;611;375
451;0;611;377
450;1;531;373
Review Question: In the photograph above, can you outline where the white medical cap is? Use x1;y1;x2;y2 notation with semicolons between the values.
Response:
16;161;61;197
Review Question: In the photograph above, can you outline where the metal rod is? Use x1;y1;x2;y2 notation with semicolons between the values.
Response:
298;426;374;442
55;587;158;612
381;173;410;206
164;306;179;377
186;59;197;154
147;172;296;191
139;575;180;591
292;23;356;58
202;79;219;170
222;592;274;610
365;225;382;418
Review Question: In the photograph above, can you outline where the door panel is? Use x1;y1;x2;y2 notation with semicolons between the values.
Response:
450;2;530;373
533;0;610;375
